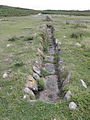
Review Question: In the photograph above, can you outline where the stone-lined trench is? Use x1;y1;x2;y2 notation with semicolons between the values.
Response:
24;24;71;103
39;24;61;103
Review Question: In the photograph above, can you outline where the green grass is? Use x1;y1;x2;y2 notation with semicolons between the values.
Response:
0;5;90;17
37;78;45;91
0;15;90;120
0;5;40;17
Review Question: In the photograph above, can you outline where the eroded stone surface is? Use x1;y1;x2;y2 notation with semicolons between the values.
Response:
25;75;38;91
48;46;55;54
39;75;59;103
45;63;55;74
44;56;54;62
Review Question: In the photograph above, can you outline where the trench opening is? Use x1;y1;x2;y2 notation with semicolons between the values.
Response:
37;24;65;103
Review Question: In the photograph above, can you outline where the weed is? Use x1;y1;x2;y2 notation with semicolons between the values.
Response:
13;60;24;67
24;37;33;41
37;78;45;91
29;94;36;100
70;31;84;39
8;36;17;41
73;24;87;28
41;68;50;77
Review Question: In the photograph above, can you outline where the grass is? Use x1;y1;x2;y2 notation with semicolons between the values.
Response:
37;78;45;91
0;15;90;120
40;68;50;77
1;5;90;18
0;5;40;17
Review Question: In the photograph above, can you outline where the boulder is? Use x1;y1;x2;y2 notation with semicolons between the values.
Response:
69;102;77;110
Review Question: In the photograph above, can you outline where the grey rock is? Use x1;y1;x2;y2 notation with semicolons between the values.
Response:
69;102;77;110
33;73;40;80
39;75;60;103
45;63;55;74
45;16;53;21
45;56;54;62
64;90;72;100
58;58;63;65
48;46;55;54
33;66;41;76
24;87;35;96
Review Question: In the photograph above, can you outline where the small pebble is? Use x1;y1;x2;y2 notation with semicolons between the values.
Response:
80;79;87;88
7;44;11;47
3;72;8;79
69;102;77;110
75;42;81;47
23;95;27;99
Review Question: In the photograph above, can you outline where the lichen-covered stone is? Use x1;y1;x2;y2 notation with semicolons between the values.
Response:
25;75;38;91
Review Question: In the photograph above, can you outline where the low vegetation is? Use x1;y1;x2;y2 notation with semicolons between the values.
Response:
0;5;90;17
37;78;45;91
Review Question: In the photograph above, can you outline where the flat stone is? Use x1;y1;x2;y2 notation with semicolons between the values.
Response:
33;66;41;76
69;102;77;110
45;63;55;74
39;90;59;103
33;73;40;80
48;46;55;54
25;75;38;91
45;75;59;93
64;90;72;100
39;75;60;103
44;56;54;62
24;87;35;96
